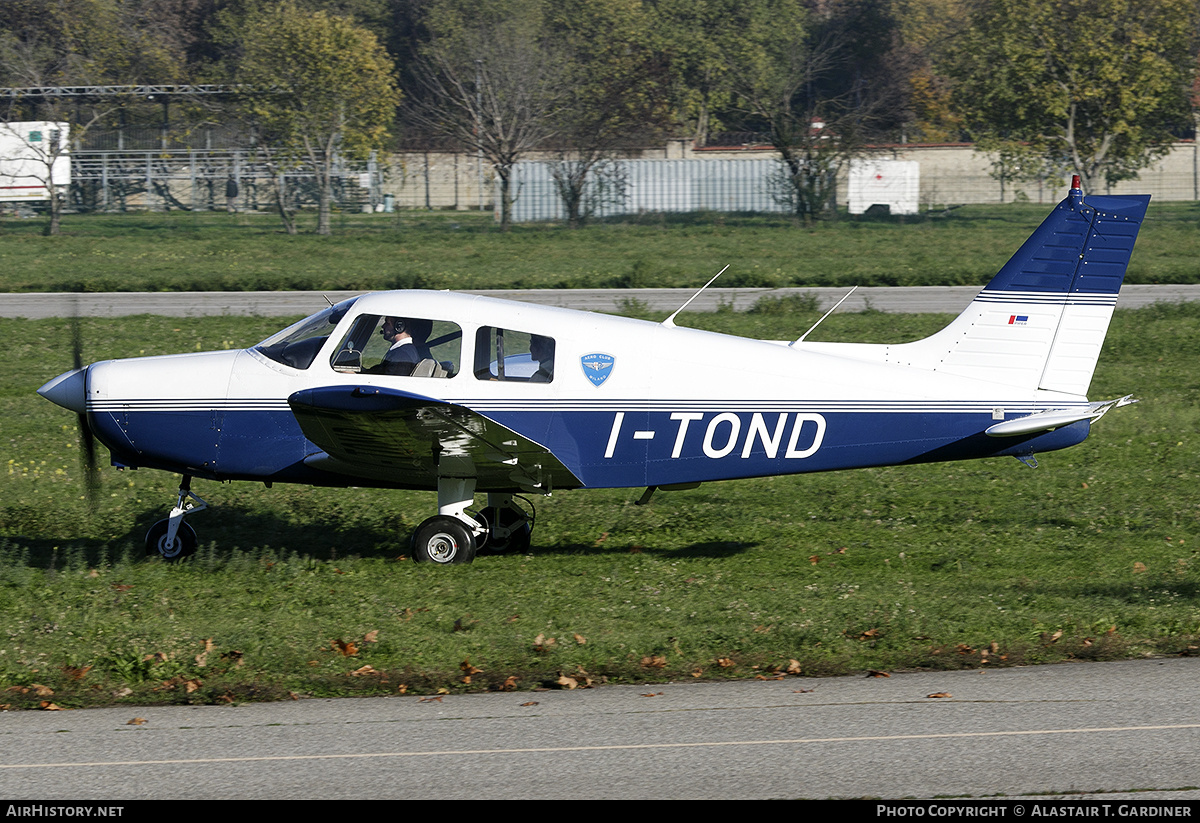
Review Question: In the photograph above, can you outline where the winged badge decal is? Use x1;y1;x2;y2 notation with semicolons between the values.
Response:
580;352;615;387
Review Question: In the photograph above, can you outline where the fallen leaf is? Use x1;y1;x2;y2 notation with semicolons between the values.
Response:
332;639;359;657
867;670;890;678
39;702;65;711
1133;562;1147;573
786;659;803;674
460;660;483;675
716;657;735;668
349;665;379;677
557;675;578;690
185;679;202;693
363;630;379;643
793;688;814;693
809;555;820;564
61;665;92;681
418;696;444;703
927;692;952;699
127;717;147;725
573;633;587;645
641;655;667;668
502;676;519;691
640;692;664;697
30;684;53;697
520;701;539;707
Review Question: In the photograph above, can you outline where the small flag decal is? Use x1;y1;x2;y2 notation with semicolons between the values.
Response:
1008;315;1029;325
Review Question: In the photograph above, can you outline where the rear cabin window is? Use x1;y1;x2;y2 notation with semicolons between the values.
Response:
474;327;554;383
329;314;461;378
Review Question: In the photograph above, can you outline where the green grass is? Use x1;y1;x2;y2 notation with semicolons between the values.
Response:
1;303;1198;709
2;201;1199;293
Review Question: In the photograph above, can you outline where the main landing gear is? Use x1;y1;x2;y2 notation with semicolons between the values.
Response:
409;478;534;565
145;475;207;562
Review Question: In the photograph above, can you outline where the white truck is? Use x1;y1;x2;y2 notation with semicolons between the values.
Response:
0;121;70;203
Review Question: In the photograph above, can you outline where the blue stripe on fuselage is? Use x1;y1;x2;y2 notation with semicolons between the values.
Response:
89;405;1090;490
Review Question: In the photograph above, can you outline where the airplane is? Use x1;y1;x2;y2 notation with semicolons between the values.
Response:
37;177;1149;565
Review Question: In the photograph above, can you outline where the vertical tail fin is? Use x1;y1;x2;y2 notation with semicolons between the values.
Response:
892;179;1150;396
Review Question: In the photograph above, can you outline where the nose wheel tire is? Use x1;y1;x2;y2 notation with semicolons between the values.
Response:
412;516;477;564
145;519;198;561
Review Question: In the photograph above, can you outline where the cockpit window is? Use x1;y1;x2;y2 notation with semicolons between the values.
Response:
474;327;554;383
253;298;358;370
330;314;461;378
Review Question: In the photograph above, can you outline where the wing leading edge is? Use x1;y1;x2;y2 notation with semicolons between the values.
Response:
288;385;581;493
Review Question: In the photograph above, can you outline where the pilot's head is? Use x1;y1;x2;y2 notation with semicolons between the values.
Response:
381;316;406;343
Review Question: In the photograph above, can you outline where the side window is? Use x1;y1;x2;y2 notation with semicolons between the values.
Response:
330;314;461;378
474;327;555;383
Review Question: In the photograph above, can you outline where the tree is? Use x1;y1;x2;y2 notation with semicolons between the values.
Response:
720;0;900;224
409;0;570;230
944;0;1200;193
0;0;189;233
543;0;672;227
236;2;400;235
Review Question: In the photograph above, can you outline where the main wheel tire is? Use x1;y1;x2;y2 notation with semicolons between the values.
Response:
145;519;197;561
411;516;477;564
474;506;532;554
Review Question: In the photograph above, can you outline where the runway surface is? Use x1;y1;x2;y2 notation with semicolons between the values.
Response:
2;659;1199;800
4;284;1200;318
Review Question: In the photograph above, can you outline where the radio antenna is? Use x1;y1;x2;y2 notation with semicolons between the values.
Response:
791;286;858;346
662;265;730;327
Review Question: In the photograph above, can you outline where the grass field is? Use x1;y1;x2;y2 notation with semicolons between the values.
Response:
1;302;1197;709
2;201;1199;293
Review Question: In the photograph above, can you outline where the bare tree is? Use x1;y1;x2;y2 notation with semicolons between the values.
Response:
409;9;569;230
0;31;112;234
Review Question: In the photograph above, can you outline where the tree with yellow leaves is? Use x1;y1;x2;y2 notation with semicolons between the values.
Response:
236;2;400;235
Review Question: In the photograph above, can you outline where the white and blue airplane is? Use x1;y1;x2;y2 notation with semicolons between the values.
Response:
38;178;1149;564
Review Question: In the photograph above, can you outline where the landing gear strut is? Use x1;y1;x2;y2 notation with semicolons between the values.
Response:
145;475;207;562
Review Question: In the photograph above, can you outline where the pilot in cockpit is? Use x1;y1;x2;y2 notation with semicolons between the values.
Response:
381;316;433;376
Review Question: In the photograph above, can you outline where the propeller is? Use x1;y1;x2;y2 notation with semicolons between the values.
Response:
69;310;99;510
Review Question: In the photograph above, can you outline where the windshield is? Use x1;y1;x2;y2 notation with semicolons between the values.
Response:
253;297;358;370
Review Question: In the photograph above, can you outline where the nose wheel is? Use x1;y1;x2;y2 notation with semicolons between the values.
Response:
145;476;207;562
145;519;197;560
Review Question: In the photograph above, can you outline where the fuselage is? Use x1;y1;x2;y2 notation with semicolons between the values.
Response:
71;290;1091;492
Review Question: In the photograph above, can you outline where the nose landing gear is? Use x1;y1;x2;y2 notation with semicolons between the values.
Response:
145;476;208;561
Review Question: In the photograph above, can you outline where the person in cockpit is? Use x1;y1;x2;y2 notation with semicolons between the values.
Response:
381;317;432;376
529;334;555;382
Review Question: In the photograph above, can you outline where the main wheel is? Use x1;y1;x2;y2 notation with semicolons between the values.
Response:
145;519;197;561
411;516;477;564
474;506;532;554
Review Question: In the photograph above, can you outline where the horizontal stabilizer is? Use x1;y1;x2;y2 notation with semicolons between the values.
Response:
985;395;1136;437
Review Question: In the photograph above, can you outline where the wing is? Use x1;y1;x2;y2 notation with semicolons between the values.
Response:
288;385;581;492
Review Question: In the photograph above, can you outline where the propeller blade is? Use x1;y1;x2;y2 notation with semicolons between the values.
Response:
69;311;98;509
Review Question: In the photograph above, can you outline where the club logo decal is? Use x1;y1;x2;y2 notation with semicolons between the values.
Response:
580;353;615;387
